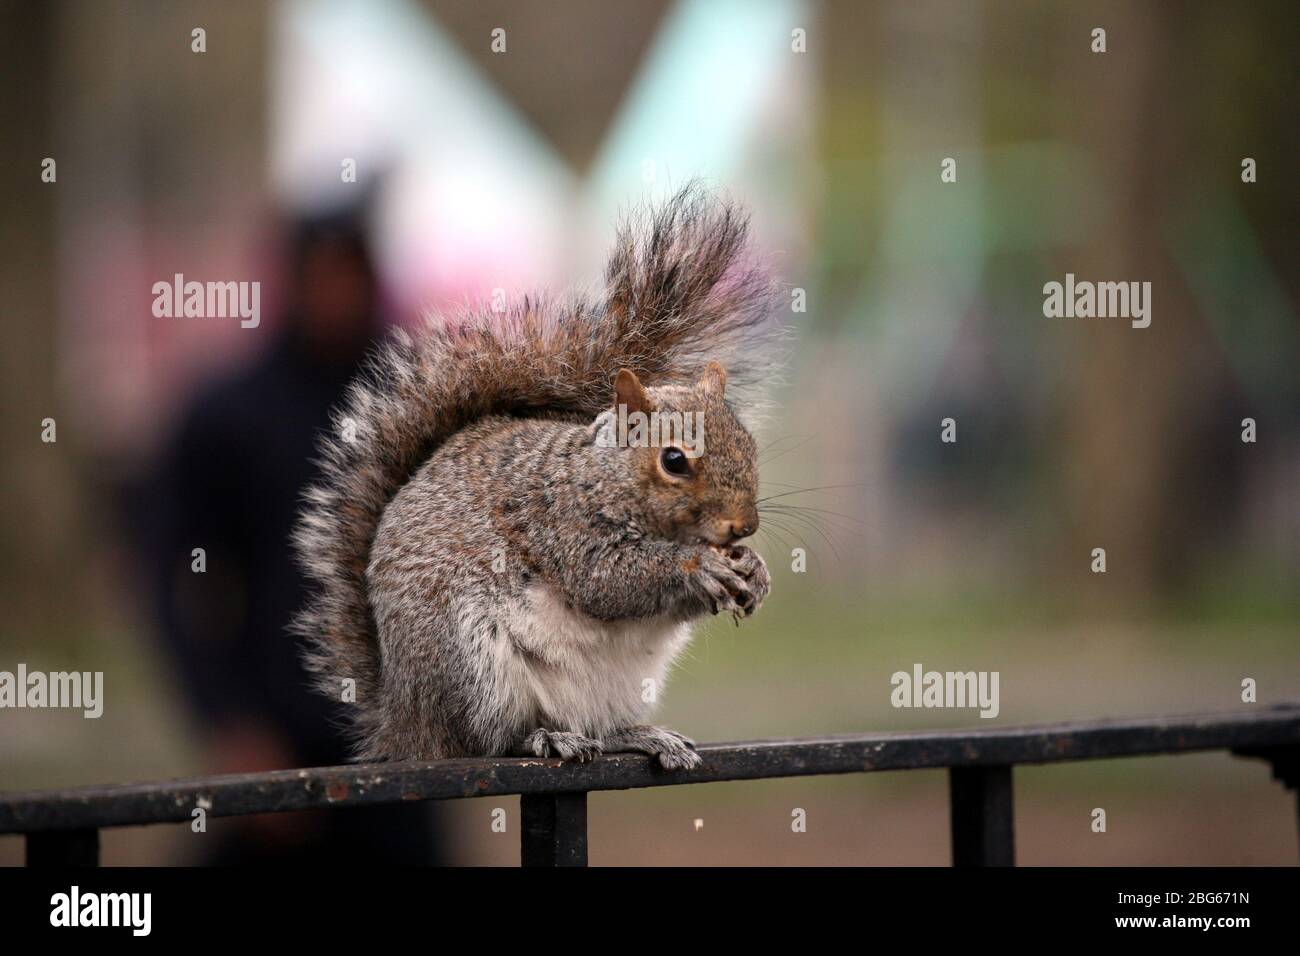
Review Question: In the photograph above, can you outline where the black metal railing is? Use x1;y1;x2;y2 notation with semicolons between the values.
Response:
3;705;1298;866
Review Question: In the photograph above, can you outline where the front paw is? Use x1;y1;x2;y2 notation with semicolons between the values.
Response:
724;544;770;616
690;547;753;618
691;545;770;620
521;728;604;764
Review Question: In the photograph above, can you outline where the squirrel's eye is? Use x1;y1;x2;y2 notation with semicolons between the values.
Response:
660;446;690;476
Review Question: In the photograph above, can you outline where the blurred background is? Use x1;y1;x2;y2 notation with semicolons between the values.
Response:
1;0;1296;865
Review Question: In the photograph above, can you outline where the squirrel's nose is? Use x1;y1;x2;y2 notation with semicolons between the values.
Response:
727;520;757;542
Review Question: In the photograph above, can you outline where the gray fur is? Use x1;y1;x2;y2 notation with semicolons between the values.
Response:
291;186;779;765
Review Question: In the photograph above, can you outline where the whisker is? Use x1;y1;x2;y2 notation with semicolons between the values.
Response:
757;516;831;573
756;483;863;505
754;517;798;555
757;434;818;467
759;504;863;535
754;433;812;460
763;502;867;528
760;503;862;552
761;508;844;561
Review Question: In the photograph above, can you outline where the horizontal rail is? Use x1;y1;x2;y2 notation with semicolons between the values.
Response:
2;705;1297;835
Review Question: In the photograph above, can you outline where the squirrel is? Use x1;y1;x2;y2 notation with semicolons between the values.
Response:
291;187;781;770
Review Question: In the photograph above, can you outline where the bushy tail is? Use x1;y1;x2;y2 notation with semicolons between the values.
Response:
290;186;781;755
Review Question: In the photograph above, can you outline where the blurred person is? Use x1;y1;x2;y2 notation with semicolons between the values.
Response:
141;208;443;864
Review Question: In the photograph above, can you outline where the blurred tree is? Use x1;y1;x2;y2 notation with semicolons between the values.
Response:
0;2;88;644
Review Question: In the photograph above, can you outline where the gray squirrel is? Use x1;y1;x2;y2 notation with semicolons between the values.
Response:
291;188;780;769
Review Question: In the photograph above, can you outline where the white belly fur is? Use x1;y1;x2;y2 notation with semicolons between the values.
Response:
499;584;693;737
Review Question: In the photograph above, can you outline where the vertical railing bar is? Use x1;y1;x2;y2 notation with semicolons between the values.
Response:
949;764;1015;867
1231;745;1299;861
1292;787;1299;862
520;791;588;866
26;828;100;867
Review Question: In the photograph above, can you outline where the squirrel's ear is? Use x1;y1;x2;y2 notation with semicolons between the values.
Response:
700;360;728;397
614;368;651;414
